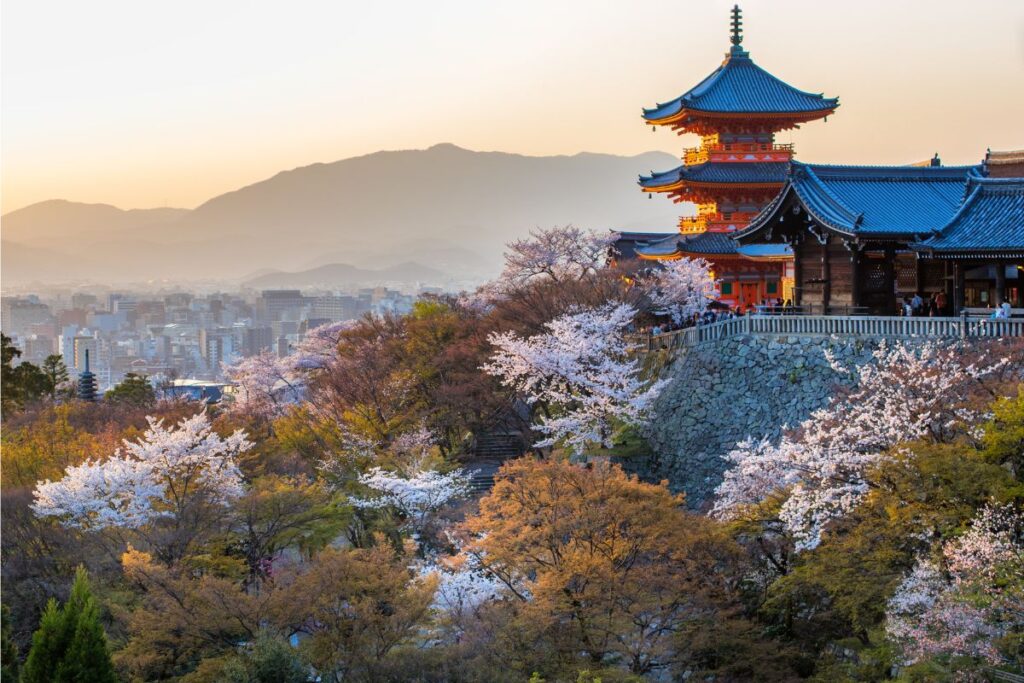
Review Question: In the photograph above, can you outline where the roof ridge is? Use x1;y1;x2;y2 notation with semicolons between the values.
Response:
795;165;861;231
931;182;985;238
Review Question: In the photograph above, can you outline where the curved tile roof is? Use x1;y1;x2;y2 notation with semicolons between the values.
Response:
633;234;685;258
643;50;839;121
632;230;769;259
915;178;1024;254
737;162;983;239
736;243;793;259
640;161;789;189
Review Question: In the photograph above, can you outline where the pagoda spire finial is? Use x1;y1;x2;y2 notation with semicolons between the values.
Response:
730;5;743;47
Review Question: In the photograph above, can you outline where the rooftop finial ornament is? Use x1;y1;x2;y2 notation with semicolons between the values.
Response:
730;5;743;47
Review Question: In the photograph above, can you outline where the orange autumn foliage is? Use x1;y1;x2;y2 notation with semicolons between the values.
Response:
461;458;744;676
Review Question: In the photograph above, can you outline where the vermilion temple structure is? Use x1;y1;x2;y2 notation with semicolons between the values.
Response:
616;5;837;307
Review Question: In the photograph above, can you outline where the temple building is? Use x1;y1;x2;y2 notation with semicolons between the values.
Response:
735;160;1024;315
616;5;837;307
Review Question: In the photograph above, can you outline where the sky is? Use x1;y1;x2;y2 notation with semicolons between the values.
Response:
3;0;1023;212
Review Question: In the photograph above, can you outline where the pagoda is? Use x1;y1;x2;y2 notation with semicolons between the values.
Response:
621;6;838;307
77;349;98;401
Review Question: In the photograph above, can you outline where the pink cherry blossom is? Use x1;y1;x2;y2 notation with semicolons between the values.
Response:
483;302;668;455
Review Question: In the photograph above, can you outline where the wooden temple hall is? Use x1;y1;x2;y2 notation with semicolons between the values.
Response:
615;6;1024;316
736;154;1024;315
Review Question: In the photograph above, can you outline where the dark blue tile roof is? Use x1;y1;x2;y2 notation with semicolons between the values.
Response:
630;231;757;258
678;231;740;255
643;51;838;120
736;243;793;259
915;178;1024;254
640;161;789;189
633;234;686;258
739;162;983;239
611;231;677;260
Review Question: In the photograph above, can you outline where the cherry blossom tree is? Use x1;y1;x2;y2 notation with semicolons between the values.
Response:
353;467;471;530
483;302;668;455
224;321;350;419
500;226;617;288
224;351;302;419
886;503;1023;665
350;426;470;530
639;257;716;325
288;320;350;372
32;412;251;563
713;341;1012;550
422;555;507;622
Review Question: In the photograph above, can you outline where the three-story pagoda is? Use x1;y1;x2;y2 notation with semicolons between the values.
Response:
621;6;838;307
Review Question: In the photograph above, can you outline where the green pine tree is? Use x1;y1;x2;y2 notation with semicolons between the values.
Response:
21;598;65;683
21;567;117;683
41;353;71;399
60;599;118;683
104;372;156;407
1;604;20;682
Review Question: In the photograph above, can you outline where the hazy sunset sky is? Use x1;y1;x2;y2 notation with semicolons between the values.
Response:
3;0;1023;212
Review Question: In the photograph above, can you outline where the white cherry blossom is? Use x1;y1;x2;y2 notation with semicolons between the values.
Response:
638;257;716;325
713;341;1011;550
32;411;251;530
483;302;668;455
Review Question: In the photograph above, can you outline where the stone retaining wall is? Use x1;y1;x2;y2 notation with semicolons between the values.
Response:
623;334;884;508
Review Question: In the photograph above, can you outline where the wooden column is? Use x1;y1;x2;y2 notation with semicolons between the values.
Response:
850;244;861;310
915;254;925;295
883;245;896;315
995;260;1006;305
821;236;831;313
792;237;803;307
953;261;965;314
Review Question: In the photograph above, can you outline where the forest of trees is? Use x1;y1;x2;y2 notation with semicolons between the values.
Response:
1;227;1022;682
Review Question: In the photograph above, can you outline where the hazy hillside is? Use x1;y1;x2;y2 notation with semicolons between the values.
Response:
2;200;188;246
243;261;450;289
2;144;680;285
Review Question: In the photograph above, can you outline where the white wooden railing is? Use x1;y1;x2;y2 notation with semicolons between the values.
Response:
638;314;1024;352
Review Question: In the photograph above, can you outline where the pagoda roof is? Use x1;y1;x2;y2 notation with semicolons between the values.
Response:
629;230;793;260
914;178;1024;258
736;161;984;241
633;234;689;259
643;48;838;122
611;231;677;260
640;161;789;190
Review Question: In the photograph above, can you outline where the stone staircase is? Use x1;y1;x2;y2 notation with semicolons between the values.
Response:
464;431;526;494
473;431;524;459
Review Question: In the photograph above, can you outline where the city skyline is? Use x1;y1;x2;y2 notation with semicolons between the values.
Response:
3;0;1023;212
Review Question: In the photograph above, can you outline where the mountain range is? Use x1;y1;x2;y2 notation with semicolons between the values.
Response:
1;143;680;287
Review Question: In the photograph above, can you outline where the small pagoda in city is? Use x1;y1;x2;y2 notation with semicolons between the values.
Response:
617;5;838;307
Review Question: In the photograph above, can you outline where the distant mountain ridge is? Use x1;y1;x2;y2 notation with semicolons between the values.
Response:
2;144;680;286
243;261;449;289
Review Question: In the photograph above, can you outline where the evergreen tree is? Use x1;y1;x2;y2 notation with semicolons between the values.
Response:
104;372;156;407
1;604;19;682
1;333;48;415
21;567;117;683
222;630;309;683
21;599;65;683
60;599;118;683
41;353;71;399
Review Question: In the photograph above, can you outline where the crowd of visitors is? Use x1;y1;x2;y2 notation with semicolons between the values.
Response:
899;291;950;317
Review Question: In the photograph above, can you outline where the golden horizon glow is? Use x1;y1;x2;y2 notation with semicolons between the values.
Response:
3;0;1023;213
